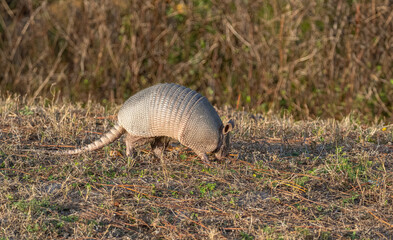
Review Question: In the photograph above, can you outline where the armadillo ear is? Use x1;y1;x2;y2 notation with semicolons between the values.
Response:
222;119;235;135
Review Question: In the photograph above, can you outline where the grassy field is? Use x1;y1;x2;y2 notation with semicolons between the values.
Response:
1;95;392;239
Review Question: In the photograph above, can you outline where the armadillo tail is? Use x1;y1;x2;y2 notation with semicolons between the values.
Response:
57;124;126;155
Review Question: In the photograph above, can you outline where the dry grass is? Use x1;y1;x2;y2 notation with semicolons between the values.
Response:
1;0;393;121
1;95;392;239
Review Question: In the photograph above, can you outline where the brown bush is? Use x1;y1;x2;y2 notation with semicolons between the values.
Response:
0;0;392;121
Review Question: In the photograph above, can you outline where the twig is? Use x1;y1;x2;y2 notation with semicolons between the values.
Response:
0;168;30;175
222;227;244;231
29;42;68;104
0;0;14;17
10;3;45;60
224;18;260;63
177;211;209;230
154;202;210;214
237;159;323;180
236;94;241;110
277;189;328;207
97;183;178;201
368;210;393;229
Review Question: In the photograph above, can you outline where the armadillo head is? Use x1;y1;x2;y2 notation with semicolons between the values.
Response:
214;120;235;160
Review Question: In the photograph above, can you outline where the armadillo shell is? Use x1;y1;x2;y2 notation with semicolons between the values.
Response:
118;83;223;153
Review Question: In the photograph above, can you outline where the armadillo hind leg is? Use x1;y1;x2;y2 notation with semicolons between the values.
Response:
151;137;170;158
125;134;155;156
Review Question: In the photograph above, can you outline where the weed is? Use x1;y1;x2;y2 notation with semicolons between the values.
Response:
198;182;216;198
294;176;309;186
240;232;254;240
26;223;40;233
19;106;34;116
61;215;79;223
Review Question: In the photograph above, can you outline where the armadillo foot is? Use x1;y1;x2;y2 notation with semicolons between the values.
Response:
151;137;170;158
152;148;161;158
197;152;211;166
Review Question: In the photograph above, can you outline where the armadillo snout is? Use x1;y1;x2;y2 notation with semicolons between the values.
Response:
214;120;234;159
215;134;230;159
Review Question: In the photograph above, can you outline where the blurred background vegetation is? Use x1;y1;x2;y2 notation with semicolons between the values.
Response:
0;0;392;121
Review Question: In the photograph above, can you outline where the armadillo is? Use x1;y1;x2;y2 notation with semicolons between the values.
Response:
57;83;234;164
